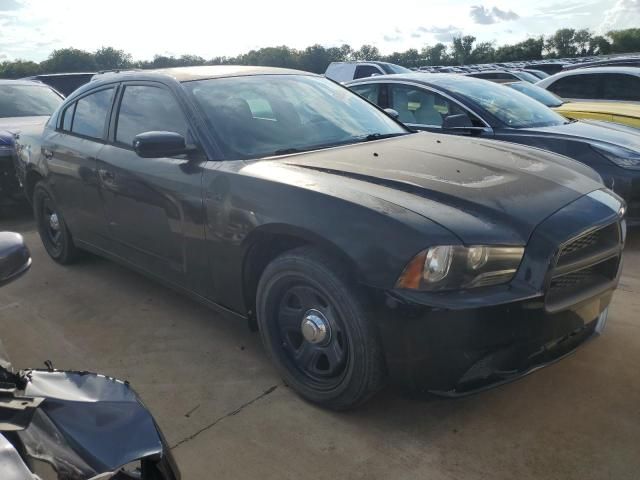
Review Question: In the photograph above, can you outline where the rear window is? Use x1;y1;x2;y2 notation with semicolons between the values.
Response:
354;65;383;79
0;85;63;118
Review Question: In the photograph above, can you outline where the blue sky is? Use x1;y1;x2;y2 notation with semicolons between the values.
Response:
0;0;634;62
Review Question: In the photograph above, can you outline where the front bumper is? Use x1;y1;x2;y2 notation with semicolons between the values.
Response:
0;150;22;203
375;191;625;395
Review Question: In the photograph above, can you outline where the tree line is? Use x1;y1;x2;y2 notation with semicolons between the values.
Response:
1;27;639;79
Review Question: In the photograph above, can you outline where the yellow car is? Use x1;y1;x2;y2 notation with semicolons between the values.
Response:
507;81;640;129
553;101;640;129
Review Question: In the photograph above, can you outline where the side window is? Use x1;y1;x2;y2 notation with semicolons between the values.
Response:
61;103;75;131
388;85;470;126
115;85;189;147
71;88;115;140
350;84;380;104
353;65;383;79
547;74;600;99
602;74;640;101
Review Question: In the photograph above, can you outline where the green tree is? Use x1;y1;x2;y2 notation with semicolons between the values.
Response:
352;45;380;61
0;60;41;78
469;42;495;64
40;48;97;73
545;28;578;57
589;35;612;55
421;43;450;65
452;35;476;65
608;28;640;53
573;29;593;56
94;47;132;70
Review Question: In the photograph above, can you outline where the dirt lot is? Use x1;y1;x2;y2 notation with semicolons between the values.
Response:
1;205;639;480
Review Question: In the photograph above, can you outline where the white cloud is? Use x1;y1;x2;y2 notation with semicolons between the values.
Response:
601;0;640;32
470;5;520;24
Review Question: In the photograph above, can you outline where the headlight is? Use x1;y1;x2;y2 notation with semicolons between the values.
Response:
396;245;525;291
592;144;640;170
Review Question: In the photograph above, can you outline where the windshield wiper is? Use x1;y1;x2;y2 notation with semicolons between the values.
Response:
356;132;408;142
272;147;304;155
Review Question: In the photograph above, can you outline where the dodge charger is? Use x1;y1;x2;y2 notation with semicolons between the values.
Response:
14;66;626;409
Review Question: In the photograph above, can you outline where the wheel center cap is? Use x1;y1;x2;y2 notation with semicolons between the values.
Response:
301;309;330;345
49;213;60;231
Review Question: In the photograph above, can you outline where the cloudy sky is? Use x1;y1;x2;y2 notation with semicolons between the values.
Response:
0;0;635;62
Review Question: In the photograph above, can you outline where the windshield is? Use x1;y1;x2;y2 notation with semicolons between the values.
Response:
0;85;63;118
508;82;564;107
442;77;567;128
514;71;539;83
185;75;408;159
383;64;412;74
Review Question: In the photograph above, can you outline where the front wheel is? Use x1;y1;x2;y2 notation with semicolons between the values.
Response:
256;247;385;410
33;182;79;264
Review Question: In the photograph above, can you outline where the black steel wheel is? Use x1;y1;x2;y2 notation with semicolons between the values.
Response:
33;182;78;264
257;247;385;410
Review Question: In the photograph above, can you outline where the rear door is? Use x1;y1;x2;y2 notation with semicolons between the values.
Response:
42;85;116;248
96;81;205;288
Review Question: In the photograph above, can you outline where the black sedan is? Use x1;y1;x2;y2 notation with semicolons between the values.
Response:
347;73;640;225
15;66;625;409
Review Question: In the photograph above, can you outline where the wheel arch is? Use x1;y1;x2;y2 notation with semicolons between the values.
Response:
24;169;44;204
240;223;363;326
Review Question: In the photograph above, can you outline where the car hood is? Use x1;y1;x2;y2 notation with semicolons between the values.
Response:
525;119;640;151
555;101;640;119
0;115;49;134
273;133;602;245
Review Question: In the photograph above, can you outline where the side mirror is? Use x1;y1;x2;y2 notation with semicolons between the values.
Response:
133;131;193;158
384;108;400;120
0;232;31;287
442;114;474;129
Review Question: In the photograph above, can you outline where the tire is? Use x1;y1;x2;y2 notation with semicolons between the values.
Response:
256;247;385;410
33;182;79;264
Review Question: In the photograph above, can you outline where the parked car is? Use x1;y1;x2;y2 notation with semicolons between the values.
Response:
518;68;549;79
347;73;640;225
465;70;539;83
15;66;626;409
536;67;640;103
525;62;566;75
0;231;180;480
22;72;94;96
0;79;64;204
324;61;411;83
507;81;640;130
562;56;640;71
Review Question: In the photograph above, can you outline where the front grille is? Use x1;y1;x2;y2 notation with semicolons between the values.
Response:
556;222;619;268
546;222;622;311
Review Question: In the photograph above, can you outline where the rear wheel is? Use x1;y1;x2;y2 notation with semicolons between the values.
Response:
256;247;385;410
33;182;79;264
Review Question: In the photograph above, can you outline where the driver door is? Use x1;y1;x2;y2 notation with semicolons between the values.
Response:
96;82;205;288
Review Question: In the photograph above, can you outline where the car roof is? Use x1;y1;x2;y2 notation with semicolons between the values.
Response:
546;66;640;78
347;72;482;88
0;79;53;87
90;65;315;85
328;61;396;67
